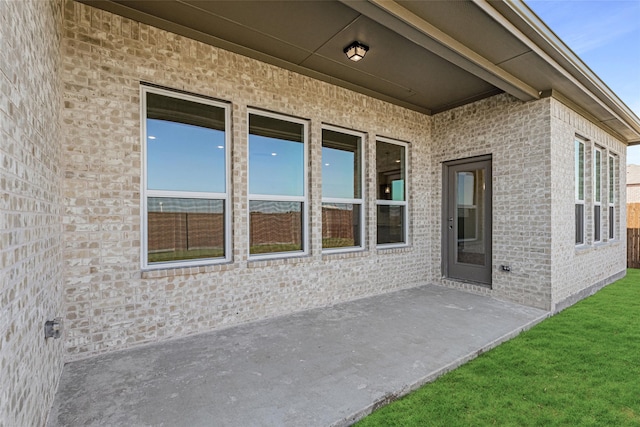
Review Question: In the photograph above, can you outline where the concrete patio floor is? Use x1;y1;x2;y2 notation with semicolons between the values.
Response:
47;284;549;427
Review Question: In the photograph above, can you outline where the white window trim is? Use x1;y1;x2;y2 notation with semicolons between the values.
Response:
608;153;616;240
593;146;602;243
321;125;366;254
575;138;585;246
141;85;232;270
376;136;409;249
247;108;309;261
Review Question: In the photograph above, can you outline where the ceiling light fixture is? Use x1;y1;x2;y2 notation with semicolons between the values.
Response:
344;41;369;62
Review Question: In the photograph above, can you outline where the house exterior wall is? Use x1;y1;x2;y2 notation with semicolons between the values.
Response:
627;164;640;205
549;99;626;310
0;0;65;425
58;1;630;360
61;1;433;359
431;94;554;309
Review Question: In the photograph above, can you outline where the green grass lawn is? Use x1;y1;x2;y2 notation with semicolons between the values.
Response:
357;269;640;427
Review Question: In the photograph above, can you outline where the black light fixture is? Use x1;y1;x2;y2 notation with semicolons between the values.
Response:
344;41;369;62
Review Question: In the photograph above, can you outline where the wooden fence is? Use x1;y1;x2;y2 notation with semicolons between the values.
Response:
628;228;640;269
628;203;640;228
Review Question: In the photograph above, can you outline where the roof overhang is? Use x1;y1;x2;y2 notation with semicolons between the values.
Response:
79;0;640;144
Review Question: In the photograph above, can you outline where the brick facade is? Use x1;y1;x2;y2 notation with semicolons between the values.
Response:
1;0;631;422
431;95;555;308
549;99;627;308
57;1;628;359
1;1;65;425
60;1;432;359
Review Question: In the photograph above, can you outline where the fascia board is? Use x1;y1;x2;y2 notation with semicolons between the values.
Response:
484;0;640;144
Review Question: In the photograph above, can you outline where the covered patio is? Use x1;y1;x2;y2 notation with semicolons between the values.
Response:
48;285;547;426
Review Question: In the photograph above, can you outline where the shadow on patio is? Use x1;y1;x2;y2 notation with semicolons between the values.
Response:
47;285;548;427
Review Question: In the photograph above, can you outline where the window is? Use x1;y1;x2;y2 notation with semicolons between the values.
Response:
142;86;230;268
248;110;307;258
609;154;616;240
376;138;408;246
321;127;364;252
594;147;602;242
575;139;585;245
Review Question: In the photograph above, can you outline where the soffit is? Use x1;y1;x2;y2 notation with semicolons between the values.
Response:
79;0;640;144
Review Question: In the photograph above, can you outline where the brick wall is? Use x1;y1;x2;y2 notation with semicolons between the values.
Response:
0;0;64;425
61;0;432;359
59;1;628;360
549;98;626;308
431;94;554;308
628;185;640;204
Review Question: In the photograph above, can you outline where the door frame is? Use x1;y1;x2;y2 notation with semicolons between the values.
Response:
441;154;493;286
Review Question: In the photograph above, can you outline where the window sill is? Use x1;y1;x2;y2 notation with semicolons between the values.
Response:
322;248;368;260
248;253;312;268
376;244;411;254
142;260;236;279
574;239;621;255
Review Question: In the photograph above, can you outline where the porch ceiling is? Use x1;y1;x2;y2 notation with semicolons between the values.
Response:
81;0;640;144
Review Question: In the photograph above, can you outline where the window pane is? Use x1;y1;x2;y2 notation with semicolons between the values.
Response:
377;205;405;244
457;172;476;206
322;203;361;249
456;169;486;265
594;205;601;242
322;129;361;199
249;114;304;196
377;141;405;201
594;150;601;202
146;93;226;193
147;197;224;263
575;204;584;244
250;201;303;254
609;156;615;202
575;140;584;201
609;206;615;239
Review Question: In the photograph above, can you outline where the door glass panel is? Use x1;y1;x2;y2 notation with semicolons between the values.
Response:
456;169;485;266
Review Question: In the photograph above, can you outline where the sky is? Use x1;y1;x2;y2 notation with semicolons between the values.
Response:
526;0;640;164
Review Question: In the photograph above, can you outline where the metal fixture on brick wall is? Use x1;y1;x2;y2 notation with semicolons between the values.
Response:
500;265;511;272
44;318;63;339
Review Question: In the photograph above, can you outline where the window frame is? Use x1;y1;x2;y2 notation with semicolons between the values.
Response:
141;85;232;270
608;153;616;240
575;138;585;246
376;136;409;248
247;108;309;260
321;125;366;254
593;146;602;243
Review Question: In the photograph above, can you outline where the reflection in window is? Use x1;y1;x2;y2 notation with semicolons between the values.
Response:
143;87;230;267
456;171;481;243
147;198;225;263
575;139;585;245
455;168;485;266
322;128;364;250
249;111;307;257
249;201;302;254
594;148;602;242
609;154;616;239
377;205;405;245
376;139;408;245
